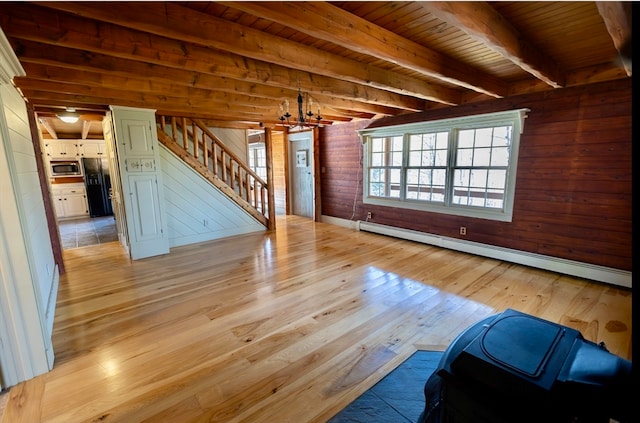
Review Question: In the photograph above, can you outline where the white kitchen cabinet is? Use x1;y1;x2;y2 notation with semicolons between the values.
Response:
52;184;89;218
78;139;106;158
43;140;79;158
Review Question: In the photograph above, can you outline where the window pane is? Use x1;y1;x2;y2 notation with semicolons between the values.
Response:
452;124;513;210
434;149;447;166
371;152;384;166
389;168;401;198
458;129;474;148
472;147;491;166
391;136;404;151
431;189;445;202
493;126;512;147
370;168;384;183
406;169;418;199
409;136;421;151
487;169;506;189
370;182;383;196
457;149;473;166
369;168;386;196
491;146;509;166
391;151;403;166
390;168;401;184
469;194;485;206
454;169;470;186
436;132;448;149
249;143;267;180
453;169;472;205
406;168;445;203
406;168;419;184
487;189;505;208
409;151;421;166
475;128;493;147
403;131;449;204
452;188;469;205
372;138;384;152
433;169;446;186
470;169;488;188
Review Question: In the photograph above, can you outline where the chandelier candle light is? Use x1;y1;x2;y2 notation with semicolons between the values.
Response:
279;89;323;129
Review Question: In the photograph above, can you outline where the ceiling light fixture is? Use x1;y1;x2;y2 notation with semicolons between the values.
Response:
278;89;322;129
57;107;79;124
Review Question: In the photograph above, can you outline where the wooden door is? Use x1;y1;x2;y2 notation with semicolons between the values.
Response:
103;112;129;249
126;173;164;244
288;131;314;218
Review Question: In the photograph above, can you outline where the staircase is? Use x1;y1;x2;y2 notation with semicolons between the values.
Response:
156;115;274;229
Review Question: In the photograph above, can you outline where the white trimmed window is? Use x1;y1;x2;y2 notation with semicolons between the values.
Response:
248;142;267;180
359;109;529;222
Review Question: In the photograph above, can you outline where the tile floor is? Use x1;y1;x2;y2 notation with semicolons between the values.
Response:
328;350;443;423
58;215;118;249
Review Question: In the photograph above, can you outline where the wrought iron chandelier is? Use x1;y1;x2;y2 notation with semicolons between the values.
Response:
278;89;323;129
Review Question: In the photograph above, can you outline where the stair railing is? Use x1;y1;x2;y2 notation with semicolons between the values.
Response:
156;114;273;229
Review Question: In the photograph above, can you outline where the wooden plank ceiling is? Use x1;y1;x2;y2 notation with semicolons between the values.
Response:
0;1;632;136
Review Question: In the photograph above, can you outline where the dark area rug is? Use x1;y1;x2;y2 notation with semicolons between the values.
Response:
328;350;444;423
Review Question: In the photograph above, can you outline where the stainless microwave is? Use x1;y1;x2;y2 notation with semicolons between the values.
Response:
50;160;82;177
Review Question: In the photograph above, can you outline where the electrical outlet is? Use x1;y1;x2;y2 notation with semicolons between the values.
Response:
367;211;372;219
460;226;466;235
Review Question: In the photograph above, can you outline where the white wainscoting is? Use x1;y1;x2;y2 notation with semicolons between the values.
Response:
159;145;265;249
0;50;57;387
322;215;631;288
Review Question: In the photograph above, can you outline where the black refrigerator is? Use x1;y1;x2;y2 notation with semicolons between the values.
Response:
82;157;113;217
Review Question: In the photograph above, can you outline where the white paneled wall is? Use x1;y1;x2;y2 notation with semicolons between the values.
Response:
0;27;58;387
159;144;265;248
209;127;248;162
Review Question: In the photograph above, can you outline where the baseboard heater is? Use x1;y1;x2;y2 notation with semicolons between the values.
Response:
354;220;631;288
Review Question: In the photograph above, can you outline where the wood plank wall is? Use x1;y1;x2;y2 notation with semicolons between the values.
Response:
271;131;287;215
250;130;287;215
319;79;632;271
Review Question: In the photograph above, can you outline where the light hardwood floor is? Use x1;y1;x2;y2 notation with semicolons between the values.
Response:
2;216;632;422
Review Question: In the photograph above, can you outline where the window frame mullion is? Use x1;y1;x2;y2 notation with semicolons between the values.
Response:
444;128;457;208
400;133;409;201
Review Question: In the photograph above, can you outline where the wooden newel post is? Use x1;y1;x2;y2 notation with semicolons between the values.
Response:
264;127;276;230
313;126;321;222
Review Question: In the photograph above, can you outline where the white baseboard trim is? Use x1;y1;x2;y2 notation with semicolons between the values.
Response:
321;215;631;288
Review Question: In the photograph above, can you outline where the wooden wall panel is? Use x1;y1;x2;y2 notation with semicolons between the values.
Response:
271;131;287;215
209;127;248;162
319;79;632;271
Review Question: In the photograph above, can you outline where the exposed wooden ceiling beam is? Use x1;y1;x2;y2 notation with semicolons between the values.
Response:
26;1;453;107
509;62;629;96
417;1;565;88
0;1;629;131
37;117;58;139
17;63;404;118
16;77;278;109
9;35;424;115
81;120;92;140
171;119;264;131
221;1;507;98
596;1;632;76
31;105;108;116
22;88;347;127
19;82;274;116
